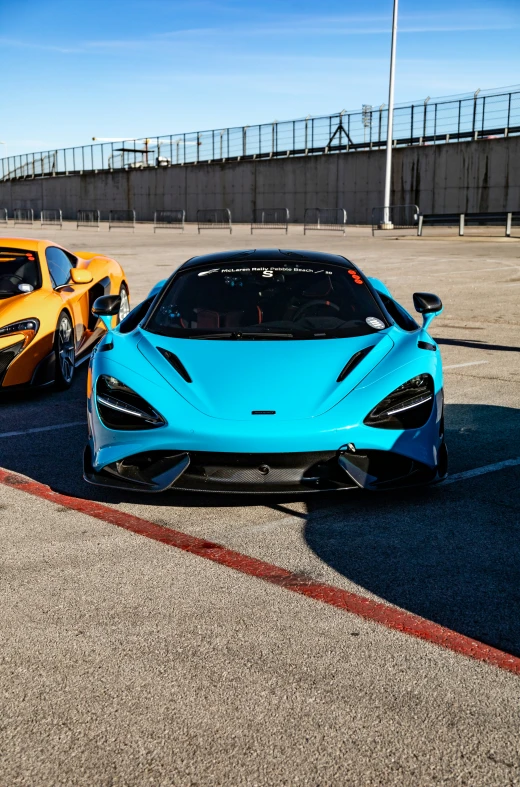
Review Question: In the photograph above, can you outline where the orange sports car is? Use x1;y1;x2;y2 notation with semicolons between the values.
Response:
0;238;130;390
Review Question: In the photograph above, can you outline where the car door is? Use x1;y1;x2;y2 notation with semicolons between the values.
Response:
45;246;90;353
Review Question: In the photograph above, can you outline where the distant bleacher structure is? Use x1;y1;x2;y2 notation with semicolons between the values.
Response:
2;86;519;180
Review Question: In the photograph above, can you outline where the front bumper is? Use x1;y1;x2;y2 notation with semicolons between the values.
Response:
83;443;446;494
86;348;446;495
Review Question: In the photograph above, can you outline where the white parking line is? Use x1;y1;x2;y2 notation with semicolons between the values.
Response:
0;421;85;438
444;360;489;369
443;457;520;485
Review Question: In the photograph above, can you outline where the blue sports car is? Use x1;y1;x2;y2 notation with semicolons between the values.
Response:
84;249;447;494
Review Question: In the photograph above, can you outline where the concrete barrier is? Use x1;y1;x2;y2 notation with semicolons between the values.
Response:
1;136;518;226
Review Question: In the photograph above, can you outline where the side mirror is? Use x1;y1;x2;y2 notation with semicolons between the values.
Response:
92;295;121;330
70;268;93;285
413;292;443;330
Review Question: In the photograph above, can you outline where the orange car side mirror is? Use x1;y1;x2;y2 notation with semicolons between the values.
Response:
70;268;93;285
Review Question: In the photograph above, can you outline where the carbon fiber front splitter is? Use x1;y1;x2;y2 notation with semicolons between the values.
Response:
84;444;447;494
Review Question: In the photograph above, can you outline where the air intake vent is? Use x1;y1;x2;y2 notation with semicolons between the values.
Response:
336;345;374;383
158;348;192;383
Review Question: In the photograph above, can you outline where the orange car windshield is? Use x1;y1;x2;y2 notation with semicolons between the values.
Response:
0;248;41;299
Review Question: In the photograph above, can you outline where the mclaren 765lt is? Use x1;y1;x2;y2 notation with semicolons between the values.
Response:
84;249;448;494
0;238;129;390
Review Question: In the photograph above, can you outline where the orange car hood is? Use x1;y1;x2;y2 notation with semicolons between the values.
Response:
0;289;55;325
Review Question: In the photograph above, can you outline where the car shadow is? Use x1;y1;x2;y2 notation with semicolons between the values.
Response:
304;403;520;656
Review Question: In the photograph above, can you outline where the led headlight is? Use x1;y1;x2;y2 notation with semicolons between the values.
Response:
96;375;165;430
0;318;40;349
364;374;434;430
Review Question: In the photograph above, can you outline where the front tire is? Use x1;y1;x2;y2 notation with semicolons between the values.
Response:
54;311;75;390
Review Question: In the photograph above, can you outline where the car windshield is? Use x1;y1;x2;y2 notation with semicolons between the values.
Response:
144;260;389;340
0;247;41;299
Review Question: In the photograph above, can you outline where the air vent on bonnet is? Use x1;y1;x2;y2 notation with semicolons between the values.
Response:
336;345;375;383
158;348;192;383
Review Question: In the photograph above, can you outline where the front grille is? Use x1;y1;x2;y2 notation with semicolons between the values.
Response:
175;450;354;493
0;340;24;383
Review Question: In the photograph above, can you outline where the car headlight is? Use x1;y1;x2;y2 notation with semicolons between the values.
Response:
0;318;40;348
96;375;166;430
364;374;434;430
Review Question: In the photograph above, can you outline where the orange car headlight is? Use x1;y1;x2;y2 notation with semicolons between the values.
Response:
0;318;40;349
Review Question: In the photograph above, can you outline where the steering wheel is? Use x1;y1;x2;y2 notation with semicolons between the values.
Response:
292;299;340;321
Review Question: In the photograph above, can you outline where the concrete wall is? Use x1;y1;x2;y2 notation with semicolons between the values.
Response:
0;136;518;224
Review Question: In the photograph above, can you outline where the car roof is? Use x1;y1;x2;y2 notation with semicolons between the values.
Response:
180;249;354;270
0;238;41;251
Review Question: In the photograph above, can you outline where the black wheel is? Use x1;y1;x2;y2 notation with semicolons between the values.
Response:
116;284;130;324
54;311;75;390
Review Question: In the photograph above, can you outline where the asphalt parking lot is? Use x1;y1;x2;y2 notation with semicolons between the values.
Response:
1;222;520;785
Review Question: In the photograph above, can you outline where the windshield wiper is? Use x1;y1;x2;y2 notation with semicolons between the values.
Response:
189;331;294;340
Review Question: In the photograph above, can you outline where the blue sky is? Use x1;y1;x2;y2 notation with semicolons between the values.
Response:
1;0;519;156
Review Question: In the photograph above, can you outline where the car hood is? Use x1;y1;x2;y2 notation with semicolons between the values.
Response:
136;329;395;421
0;289;51;324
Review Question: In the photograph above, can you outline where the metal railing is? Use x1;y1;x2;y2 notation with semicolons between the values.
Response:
371;205;419;235
13;209;34;225
109;209;136;231
304;208;347;235
154;209;185;232
0;208;7;224
197;209;232;234
41;209;63;228
417;211;520;237
2;86;520;182
251;208;289;234
77;209;100;229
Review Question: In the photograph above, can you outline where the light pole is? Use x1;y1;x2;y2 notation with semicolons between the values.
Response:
382;0;398;228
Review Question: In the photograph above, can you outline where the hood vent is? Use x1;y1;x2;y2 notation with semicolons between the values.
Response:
336;345;374;383
158;347;192;383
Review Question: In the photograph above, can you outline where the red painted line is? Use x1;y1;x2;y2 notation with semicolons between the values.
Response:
2;465;520;676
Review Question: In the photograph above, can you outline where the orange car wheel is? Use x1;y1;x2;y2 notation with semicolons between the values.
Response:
54;311;75;390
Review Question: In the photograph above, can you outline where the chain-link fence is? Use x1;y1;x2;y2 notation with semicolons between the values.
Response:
2;86;519;182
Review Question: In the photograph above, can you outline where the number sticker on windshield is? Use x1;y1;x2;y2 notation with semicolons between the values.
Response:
366;316;385;330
